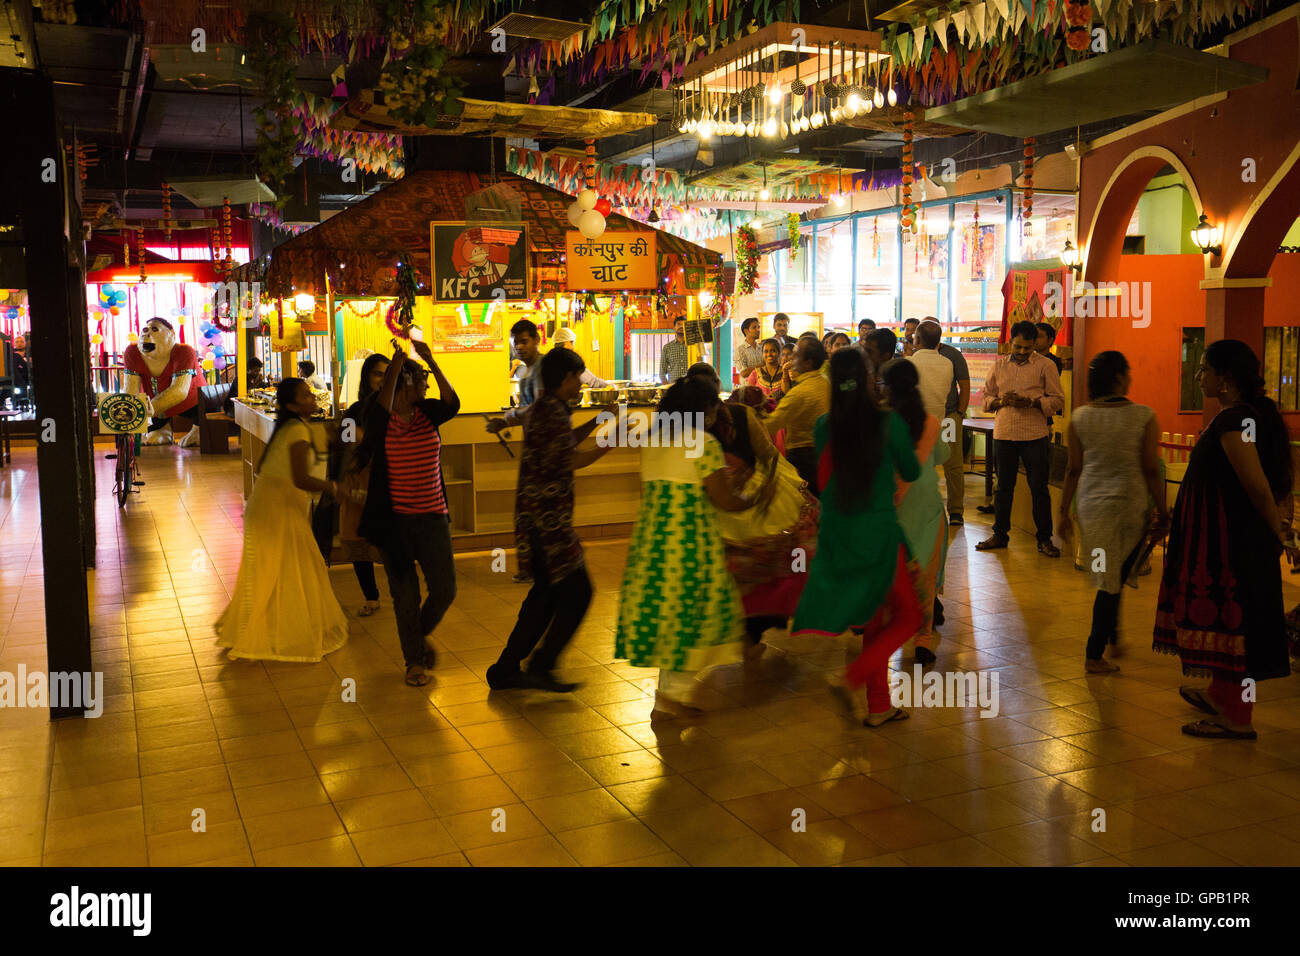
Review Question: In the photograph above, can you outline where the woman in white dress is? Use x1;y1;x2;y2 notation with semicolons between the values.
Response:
1057;351;1168;673
216;378;349;662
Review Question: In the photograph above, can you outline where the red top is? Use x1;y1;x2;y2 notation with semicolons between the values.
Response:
385;412;447;515
123;343;202;415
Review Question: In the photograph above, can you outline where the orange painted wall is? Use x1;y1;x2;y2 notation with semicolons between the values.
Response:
1079;252;1300;438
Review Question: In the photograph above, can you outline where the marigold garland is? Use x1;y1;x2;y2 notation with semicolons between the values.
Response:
901;110;916;234
1022;138;1036;230
136;227;146;284
161;182;173;243
787;214;800;263
736;225;759;296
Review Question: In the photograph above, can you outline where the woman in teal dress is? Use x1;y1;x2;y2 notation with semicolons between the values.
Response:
791;349;922;726
615;378;749;721
882;359;950;664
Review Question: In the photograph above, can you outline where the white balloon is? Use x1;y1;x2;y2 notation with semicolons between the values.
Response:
567;202;584;226
577;189;599;211
578;209;606;239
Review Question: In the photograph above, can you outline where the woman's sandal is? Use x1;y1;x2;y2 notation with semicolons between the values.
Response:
1179;685;1219;716
405;665;429;687
1085;658;1120;674
1182;717;1256;740
358;601;380;617
650;691;703;722
864;707;909;727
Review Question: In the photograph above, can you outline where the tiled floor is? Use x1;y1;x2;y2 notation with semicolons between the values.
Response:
2;443;1300;867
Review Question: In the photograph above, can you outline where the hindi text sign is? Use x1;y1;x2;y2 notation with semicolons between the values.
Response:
565;232;657;290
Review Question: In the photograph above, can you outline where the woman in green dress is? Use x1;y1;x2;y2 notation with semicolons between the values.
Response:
615;378;750;720
881;359;950;664
791;349;922;726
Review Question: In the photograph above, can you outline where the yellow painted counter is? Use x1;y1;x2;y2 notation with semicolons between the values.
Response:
232;399;643;553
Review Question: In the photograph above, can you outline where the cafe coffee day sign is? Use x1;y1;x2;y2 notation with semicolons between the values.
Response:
430;222;529;302
564;232;657;291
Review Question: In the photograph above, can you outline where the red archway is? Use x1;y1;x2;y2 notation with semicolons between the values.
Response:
1074;7;1300;425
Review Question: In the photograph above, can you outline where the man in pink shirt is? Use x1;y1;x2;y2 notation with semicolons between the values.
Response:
975;320;1065;557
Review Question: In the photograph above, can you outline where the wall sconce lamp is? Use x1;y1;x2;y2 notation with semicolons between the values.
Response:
293;292;316;315
1191;213;1223;256
1059;239;1083;277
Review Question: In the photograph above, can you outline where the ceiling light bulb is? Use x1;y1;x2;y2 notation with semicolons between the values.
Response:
887;87;898;107
677;121;688;133
831;107;842;123
846;92;861;113
767;85;783;105
762;117;777;137
863;98;873;114
873;89;885;109
798;116;810;132
780;121;789;138
697;119;713;139
759;187;771;201
810;111;824;128
687;118;697;133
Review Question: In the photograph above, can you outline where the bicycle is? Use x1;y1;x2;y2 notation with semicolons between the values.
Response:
98;393;149;507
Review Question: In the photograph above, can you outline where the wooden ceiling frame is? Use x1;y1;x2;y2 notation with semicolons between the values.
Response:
681;21;887;95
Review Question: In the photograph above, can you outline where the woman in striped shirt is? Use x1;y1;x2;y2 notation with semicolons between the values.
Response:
355;340;461;687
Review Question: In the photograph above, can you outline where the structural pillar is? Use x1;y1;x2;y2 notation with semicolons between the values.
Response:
1200;277;1271;428
3;70;95;719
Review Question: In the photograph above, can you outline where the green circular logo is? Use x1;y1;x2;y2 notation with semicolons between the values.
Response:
101;394;148;433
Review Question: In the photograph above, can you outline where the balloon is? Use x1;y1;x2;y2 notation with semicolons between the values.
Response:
213;356;226;370
109;306;120;316
566;202;584;227
578;209;607;240
201;357;215;371
127;333;138;343
91;333;103;344
577;189;598;211
594;198;612;216
0;289;8;301
114;291;127;305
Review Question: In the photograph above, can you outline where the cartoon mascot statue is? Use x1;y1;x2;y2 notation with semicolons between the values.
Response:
124;317;204;447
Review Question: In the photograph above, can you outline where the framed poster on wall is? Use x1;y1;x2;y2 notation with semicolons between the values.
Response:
430;222;529;303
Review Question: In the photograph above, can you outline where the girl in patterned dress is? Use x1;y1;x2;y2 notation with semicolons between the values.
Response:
615;378;749;720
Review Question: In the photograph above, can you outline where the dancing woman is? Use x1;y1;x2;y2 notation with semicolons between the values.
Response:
615;378;748;720
216;378;349;662
881;359;950;665
790;350;922;726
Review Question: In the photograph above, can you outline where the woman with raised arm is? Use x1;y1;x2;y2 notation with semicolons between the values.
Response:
354;338;461;687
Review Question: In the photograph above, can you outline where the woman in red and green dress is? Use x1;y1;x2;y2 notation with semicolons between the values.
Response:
791;350;922;726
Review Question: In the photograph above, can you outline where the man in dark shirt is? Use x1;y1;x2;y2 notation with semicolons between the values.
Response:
1035;322;1063;375
487;319;542;433
487;348;620;693
772;313;797;350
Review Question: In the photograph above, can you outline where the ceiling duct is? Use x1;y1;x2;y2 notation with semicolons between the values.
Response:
487;12;588;42
149;43;257;89
167;176;275;207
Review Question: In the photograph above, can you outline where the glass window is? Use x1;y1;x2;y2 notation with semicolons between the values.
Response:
856;213;899;328
773;235;814;317
815;219;854;331
949;200;1004;339
901;211;949;324
1181;328;1205;412
1264;326;1300;411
